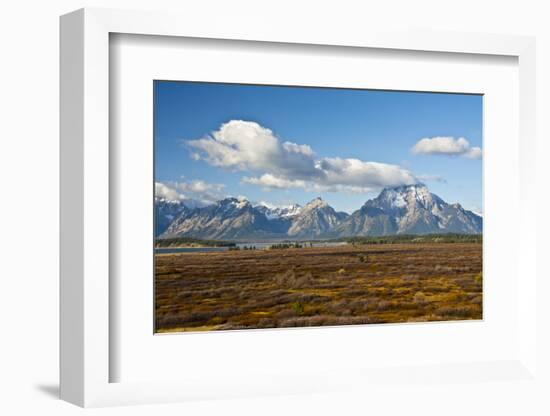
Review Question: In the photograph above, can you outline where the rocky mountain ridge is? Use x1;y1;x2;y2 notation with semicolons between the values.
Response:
158;184;482;240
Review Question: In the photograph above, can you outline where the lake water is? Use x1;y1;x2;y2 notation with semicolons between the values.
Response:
155;241;347;254
155;247;229;254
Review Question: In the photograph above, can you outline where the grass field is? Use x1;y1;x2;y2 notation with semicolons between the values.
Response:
155;243;482;332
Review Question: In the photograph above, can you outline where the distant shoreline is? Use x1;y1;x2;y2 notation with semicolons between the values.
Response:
155;244;223;249
155;233;482;249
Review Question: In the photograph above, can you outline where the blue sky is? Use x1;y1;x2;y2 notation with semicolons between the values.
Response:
154;81;482;214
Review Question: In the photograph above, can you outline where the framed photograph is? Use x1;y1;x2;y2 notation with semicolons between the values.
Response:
153;81;484;333
60;8;539;408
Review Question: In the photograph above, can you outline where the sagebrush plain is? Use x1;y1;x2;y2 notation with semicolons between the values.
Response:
155;242;482;332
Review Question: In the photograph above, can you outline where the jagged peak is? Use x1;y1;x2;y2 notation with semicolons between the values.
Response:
303;197;328;210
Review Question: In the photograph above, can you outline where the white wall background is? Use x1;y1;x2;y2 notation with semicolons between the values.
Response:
0;1;548;415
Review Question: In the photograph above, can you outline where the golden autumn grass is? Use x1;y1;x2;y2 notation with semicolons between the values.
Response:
155;243;482;332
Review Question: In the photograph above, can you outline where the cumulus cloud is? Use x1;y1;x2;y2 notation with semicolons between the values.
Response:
319;158;415;188
242;174;380;194
242;174;307;190
155;182;183;201
188;120;320;180
188;120;416;194
464;147;482;159
155;180;225;204
174;179;225;195
411;136;482;159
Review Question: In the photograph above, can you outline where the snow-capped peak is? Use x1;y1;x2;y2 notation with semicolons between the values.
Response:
377;183;438;211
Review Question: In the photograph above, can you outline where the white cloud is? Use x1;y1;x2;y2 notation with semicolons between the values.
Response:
155;182;183;201
319;158;416;189
282;141;315;156
189;120;416;194
242;174;307;190
174;179;225;195
411;136;482;159
155;180;226;204
464;147;482;159
242;174;377;194
188;120;319;180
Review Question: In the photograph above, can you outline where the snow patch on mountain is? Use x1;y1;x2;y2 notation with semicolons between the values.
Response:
255;202;303;219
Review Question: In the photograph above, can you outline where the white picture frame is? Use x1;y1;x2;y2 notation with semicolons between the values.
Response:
60;7;538;408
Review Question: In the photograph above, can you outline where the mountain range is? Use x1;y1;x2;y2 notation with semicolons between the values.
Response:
157;184;482;240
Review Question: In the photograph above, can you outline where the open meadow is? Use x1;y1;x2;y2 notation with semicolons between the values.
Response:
155;242;482;332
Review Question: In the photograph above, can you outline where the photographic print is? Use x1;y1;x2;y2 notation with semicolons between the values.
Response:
154;81;483;333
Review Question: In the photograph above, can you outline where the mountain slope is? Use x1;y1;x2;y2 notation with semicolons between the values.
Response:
155;198;188;236
161;197;288;240
287;197;349;238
